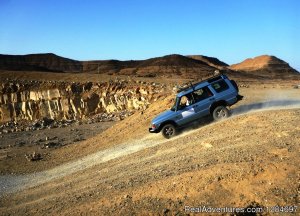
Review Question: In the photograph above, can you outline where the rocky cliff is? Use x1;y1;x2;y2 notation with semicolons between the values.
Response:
0;80;164;124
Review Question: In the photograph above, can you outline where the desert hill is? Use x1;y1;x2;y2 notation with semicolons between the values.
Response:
230;55;299;76
82;54;216;78
0;53;219;78
118;54;216;78
0;53;82;72
138;54;210;67
187;55;229;69
1;53;299;79
82;59;139;74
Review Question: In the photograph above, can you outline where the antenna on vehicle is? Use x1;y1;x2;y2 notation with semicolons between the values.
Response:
189;81;195;91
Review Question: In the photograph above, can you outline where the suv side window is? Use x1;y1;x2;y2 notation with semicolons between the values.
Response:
192;86;213;103
211;80;229;93
178;93;194;110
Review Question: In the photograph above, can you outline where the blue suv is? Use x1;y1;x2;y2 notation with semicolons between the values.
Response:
149;74;243;138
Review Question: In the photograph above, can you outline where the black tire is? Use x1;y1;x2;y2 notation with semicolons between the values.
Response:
212;106;230;121
161;124;177;139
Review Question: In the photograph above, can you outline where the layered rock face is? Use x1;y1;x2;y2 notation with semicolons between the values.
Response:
0;80;163;123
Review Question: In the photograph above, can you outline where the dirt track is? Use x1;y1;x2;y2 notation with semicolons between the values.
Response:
0;134;168;195
1;97;300;196
0;86;300;215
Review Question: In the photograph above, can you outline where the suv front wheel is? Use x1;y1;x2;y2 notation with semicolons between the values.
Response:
161;124;177;139
212;106;230;121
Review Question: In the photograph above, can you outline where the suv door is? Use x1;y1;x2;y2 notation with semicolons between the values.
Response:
191;86;214;118
175;93;198;125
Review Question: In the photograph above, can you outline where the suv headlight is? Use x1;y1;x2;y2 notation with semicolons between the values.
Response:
151;123;156;129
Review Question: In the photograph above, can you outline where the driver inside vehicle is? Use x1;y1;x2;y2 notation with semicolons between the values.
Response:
179;95;192;108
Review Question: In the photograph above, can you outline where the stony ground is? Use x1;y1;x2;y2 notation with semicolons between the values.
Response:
0;121;115;174
0;81;300;215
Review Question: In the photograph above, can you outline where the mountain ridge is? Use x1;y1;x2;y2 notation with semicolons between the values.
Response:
0;53;82;72
0;53;298;78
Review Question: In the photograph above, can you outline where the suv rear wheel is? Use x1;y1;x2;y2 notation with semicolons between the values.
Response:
162;124;177;139
213;106;229;121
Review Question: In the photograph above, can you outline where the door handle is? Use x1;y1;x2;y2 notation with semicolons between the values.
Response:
209;98;215;101
193;105;198;108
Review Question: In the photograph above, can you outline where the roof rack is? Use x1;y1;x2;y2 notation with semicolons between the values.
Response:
176;73;224;93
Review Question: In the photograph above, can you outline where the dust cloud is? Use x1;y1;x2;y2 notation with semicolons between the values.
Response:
232;90;300;115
